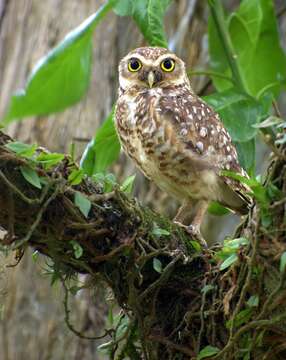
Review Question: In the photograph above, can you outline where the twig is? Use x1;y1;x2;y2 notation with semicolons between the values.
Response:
61;279;111;340
256;272;286;321
212;312;286;359
148;335;195;356
229;220;259;336
0;169;43;204
196;278;207;354
208;0;246;92
139;254;182;301
11;184;56;249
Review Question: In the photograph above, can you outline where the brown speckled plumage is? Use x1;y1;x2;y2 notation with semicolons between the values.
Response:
115;47;250;243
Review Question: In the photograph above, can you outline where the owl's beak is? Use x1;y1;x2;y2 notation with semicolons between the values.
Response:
147;71;155;88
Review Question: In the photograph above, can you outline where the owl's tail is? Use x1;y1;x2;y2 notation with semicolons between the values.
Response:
218;180;253;215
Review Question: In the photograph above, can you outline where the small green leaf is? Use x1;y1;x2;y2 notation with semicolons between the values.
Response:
197;345;220;359
208;201;230;216
68;168;84;185
280;252;286;273
246;295;259;307
228;308;253;328
104;173;117;192
220;253;238;271
190;240;201;252
115;315;129;339
5;141;37;158
234;139;255;173
36;152;64;169
80;110;121;175
3;1;116;124
222;170;269;205
152;223;170;237
120;174;136;194
97;341;113;355
260;209;272;228
70;240;83;259
153;258;163;273
20;166;42;189
107;306;116;326
204;89;269;142
225;237;249;249
74;192;91;218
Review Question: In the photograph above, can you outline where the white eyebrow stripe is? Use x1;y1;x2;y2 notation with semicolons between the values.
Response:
123;54;178;67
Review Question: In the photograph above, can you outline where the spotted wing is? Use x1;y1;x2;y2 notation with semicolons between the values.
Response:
157;90;252;213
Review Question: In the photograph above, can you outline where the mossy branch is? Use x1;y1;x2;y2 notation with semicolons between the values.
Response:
0;131;286;359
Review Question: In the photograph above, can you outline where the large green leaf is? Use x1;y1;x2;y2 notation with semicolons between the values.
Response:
204;88;271;171
208;12;232;92
80;110;121;175
204;88;268;142
208;0;286;97
114;0;172;47
234;139;255;174
2;0;116;124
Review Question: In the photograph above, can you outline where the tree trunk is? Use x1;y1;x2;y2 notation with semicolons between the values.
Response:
0;1;209;359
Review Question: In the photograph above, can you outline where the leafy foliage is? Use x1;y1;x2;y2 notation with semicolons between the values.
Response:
114;0;172;47
204;90;270;142
2;0;117;124
74;192;91;218
207;0;285;170
216;237;249;270
197;345;220;359
120;174;136;193
80;110;120;175
5;141;37;157
3;0;285;179
208;0;286;97
20;166;42;189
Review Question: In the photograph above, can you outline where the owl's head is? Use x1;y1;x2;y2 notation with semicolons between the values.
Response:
118;47;190;92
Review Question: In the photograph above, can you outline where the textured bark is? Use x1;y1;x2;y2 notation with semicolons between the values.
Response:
0;1;208;359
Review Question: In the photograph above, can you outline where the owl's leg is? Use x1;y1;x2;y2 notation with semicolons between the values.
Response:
187;200;209;248
173;201;193;223
173;200;208;248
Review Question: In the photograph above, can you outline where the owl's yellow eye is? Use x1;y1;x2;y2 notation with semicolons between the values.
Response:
161;58;175;72
128;58;142;72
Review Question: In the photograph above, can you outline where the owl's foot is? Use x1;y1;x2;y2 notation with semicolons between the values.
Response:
187;224;208;248
173;221;208;248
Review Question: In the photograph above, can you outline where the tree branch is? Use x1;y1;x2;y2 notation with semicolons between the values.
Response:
0;131;285;359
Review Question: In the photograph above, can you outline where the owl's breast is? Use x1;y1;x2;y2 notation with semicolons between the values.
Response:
115;90;159;159
115;90;220;202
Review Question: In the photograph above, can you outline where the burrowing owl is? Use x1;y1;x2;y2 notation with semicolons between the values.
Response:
115;47;250;245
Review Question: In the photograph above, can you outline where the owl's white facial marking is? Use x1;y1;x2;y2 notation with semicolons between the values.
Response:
118;47;191;92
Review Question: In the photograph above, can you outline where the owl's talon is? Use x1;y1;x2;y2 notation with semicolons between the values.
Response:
173;221;208;249
187;225;208;248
